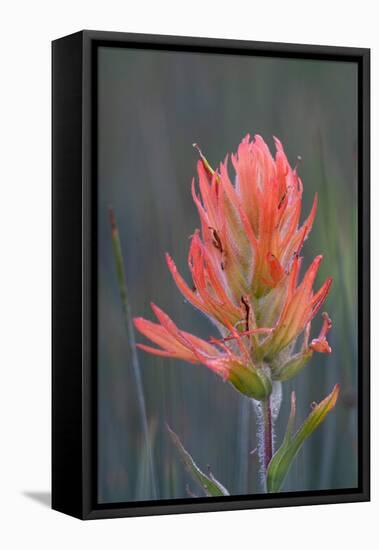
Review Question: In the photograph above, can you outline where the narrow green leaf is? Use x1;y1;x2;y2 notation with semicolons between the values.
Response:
167;425;229;497
283;391;297;446
267;384;340;493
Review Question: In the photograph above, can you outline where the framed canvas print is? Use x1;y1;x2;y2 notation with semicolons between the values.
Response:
52;30;370;520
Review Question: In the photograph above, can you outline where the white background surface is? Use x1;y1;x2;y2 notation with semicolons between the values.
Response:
0;1;376;548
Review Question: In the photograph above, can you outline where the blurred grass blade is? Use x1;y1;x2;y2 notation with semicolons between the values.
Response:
267;384;340;493
135;420;158;500
167;425;229;497
236;397;250;492
109;207;158;500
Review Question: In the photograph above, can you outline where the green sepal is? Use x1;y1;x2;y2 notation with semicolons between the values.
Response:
228;363;272;400
167;425;229;497
266;384;340;493
272;349;313;381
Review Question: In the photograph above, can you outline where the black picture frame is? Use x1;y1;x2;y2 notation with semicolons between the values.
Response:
52;30;370;520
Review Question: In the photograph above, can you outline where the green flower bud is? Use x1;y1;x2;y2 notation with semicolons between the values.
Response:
228;363;272;400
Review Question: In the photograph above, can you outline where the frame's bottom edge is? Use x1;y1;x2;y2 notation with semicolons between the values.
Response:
80;490;370;521
51;503;87;521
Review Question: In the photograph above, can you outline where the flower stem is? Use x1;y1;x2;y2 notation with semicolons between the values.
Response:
253;394;274;491
253;383;281;491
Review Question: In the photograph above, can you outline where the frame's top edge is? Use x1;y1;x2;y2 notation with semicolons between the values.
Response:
50;29;369;59
52;30;85;44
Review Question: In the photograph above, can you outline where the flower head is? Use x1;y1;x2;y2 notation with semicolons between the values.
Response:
134;135;332;398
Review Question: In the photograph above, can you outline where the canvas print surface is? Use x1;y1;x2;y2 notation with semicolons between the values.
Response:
97;46;358;504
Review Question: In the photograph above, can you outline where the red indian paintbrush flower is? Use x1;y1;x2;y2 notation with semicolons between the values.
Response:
134;135;333;399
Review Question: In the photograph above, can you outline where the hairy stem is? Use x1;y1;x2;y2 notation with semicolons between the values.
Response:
254;388;279;492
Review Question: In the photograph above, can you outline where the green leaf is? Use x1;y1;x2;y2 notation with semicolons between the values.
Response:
267;384;340;493
167;425;229;497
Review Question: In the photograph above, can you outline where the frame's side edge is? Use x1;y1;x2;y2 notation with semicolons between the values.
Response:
360;48;370;500
52;31;85;519
81;31;96;519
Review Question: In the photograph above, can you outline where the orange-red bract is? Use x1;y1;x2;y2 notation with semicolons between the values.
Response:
133;134;333;398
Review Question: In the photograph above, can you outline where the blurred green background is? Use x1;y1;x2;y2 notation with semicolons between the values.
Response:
97;46;358;503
